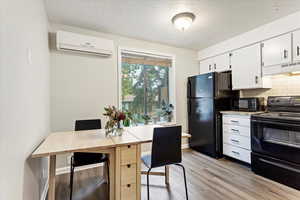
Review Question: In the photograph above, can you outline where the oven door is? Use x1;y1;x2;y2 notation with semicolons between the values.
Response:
251;118;300;164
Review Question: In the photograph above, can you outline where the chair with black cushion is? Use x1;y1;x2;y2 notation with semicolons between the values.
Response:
141;126;188;200
70;119;109;200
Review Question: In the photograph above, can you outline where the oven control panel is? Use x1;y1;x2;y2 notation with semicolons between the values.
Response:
267;96;300;112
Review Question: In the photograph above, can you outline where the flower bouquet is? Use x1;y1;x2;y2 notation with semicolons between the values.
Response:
103;106;126;136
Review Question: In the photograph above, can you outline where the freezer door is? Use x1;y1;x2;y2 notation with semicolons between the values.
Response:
188;98;217;157
187;73;214;98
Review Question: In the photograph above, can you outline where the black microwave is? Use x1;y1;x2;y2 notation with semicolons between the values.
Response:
232;98;264;112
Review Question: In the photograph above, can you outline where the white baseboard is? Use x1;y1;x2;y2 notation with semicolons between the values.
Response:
40;178;49;200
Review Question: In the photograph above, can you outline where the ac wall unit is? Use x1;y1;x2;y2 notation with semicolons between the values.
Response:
56;31;113;56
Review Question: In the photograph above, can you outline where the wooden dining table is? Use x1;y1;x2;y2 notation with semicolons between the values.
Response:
32;125;190;200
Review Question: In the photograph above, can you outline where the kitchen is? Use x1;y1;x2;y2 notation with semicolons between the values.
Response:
2;1;300;200
191;18;300;191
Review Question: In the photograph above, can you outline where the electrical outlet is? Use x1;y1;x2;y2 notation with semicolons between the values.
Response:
27;48;32;64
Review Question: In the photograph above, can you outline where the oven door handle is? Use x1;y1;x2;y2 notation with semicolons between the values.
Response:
252;119;300;127
259;158;300;173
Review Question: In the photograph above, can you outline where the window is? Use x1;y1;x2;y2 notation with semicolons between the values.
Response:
119;49;175;124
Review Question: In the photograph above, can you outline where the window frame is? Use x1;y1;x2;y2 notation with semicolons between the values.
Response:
118;46;176;124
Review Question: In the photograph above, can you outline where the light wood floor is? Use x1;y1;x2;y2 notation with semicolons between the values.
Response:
55;149;300;200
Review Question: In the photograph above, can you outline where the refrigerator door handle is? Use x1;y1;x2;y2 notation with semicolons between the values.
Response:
187;79;192;98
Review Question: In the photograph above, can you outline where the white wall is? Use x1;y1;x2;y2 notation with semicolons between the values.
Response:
49;24;198;168
198;11;300;60
0;1;50;200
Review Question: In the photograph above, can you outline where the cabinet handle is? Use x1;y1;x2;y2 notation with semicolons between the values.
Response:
231;128;239;132
231;139;240;143
283;49;288;59
209;65;211;71
127;184;131;188
230;120;239;123
127;145;131;148
255;75;259;84
214;63;216;70
232;151;240;155
127;164;131;168
297;46;300;56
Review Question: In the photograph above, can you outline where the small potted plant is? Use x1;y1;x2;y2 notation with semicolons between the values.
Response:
123;110;135;127
161;103;174;122
103;106;126;136
142;114;151;125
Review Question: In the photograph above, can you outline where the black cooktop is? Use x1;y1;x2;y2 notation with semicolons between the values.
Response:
252;96;300;122
253;112;300;121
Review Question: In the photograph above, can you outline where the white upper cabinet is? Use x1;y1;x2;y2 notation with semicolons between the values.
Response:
231;44;271;90
293;30;300;63
199;53;231;74
213;53;231;72
199;58;214;74
261;33;292;68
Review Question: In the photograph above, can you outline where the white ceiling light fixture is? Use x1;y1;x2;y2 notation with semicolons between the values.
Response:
172;12;196;31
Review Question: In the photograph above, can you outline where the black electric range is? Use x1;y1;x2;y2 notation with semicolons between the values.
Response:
251;96;300;190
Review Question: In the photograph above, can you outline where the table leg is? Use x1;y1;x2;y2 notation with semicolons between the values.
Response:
165;165;170;186
48;155;56;200
136;144;141;200
109;149;116;200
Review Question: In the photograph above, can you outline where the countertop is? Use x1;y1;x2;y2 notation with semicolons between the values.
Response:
220;110;265;116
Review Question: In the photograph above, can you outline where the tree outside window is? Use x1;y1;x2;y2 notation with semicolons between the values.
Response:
121;52;171;124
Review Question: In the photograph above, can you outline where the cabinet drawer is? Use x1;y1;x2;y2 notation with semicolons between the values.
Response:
223;144;251;163
121;145;137;165
223;124;250;137
223;116;250;127
223;133;251;150
121;164;137;186
121;183;136;200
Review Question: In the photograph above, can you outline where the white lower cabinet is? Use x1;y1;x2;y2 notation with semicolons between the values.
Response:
222;114;251;164
223;144;251;163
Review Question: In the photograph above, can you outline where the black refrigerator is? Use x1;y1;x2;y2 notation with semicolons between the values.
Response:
187;72;236;158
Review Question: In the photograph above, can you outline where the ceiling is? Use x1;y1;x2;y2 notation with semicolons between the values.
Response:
44;0;300;50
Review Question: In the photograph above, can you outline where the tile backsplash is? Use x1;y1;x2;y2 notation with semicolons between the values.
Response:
240;74;300;105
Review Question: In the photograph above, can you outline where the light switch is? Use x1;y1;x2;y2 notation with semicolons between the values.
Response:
27;48;32;64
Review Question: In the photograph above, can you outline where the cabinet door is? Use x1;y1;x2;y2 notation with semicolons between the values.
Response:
262;34;292;67
213;53;231;72
199;58;213;74
231;44;264;90
293;30;300;63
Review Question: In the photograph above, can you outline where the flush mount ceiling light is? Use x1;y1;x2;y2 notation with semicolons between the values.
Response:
172;12;196;31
